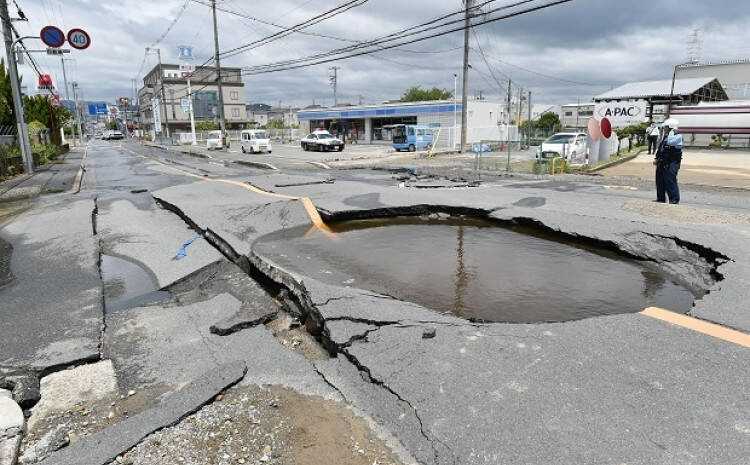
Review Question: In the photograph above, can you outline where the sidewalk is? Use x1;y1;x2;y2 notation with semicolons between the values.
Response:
0;148;85;202
600;149;750;189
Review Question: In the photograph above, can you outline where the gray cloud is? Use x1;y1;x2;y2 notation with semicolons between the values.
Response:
14;0;750;106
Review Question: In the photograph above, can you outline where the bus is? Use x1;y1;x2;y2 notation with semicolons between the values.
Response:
388;124;435;152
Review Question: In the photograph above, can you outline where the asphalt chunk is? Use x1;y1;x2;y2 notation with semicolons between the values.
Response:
39;361;247;465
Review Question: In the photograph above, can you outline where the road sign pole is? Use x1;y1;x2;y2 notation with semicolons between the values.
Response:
187;77;196;145
1;0;33;173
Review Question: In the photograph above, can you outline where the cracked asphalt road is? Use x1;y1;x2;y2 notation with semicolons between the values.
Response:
1;140;749;465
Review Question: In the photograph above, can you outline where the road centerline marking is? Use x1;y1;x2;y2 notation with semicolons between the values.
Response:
641;307;749;348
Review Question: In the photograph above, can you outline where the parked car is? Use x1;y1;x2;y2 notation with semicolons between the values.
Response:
206;130;223;150
240;129;272;154
300;130;345;152
539;132;587;160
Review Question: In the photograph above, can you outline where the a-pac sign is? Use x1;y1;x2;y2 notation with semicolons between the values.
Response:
594;100;647;128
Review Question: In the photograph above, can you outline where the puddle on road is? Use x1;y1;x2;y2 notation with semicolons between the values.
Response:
255;217;697;323
101;254;170;312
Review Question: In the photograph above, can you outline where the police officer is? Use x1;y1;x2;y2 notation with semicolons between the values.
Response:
654;118;683;204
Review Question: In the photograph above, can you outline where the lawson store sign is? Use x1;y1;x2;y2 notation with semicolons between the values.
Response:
594;100;648;128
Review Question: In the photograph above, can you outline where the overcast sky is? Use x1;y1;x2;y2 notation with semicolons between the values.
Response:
15;0;750;107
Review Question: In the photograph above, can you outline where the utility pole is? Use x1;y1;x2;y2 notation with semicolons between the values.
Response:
71;82;82;145
329;66;339;106
1;0;33;173
146;47;170;142
460;0;472;153
132;78;137;137
60;57;70;100
516;87;523;148
186;73;197;145
453;73;458;150
506;79;512;172
527;90;532;147
211;0;227;149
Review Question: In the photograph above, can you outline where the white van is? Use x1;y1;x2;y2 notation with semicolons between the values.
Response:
240;129;272;154
206;130;223;150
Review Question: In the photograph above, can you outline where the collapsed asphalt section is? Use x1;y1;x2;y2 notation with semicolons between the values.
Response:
149;176;750;465
39;362;247;465
0;197;102;381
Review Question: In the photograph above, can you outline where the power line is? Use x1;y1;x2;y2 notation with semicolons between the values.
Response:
240;0;573;75
134;0;190;82
472;47;609;86
471;28;515;94
191;0;357;44
218;0;371;59
238;0;503;68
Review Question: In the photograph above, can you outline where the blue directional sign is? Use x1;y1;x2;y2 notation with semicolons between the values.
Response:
177;45;194;61
87;102;108;116
40;26;65;48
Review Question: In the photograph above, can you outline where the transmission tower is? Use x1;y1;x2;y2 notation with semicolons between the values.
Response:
686;27;703;64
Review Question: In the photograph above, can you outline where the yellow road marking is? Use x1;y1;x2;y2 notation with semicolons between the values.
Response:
641;307;750;348
121;146;333;234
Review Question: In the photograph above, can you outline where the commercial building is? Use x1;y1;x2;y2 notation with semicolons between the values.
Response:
593;77;728;125
560;103;594;129
675;60;750;100
138;64;248;137
297;99;514;147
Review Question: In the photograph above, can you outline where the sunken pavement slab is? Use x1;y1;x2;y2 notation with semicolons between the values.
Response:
0;197;102;371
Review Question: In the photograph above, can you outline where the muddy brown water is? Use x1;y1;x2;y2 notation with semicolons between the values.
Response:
101;255;169;312
254;217;697;323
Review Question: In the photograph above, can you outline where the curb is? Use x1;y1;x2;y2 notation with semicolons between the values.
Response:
588;148;646;173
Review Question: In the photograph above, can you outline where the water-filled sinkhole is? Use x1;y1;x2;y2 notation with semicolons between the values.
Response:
254;216;698;323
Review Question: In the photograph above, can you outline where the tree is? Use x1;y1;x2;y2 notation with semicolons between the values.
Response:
400;86;453;102
266;119;285;129
106;120;118;130
23;95;71;145
195;121;218;131
0;61;16;128
536;112;561;132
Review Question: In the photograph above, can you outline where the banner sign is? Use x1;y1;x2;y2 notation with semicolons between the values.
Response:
594;100;648;128
152;98;162;133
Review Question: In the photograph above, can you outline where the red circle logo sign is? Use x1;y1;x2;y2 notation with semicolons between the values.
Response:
67;28;91;50
600;117;612;139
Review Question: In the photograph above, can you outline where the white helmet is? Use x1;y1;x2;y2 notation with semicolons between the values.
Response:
663;118;679;129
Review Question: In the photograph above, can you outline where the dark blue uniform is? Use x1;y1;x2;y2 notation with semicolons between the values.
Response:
655;130;683;204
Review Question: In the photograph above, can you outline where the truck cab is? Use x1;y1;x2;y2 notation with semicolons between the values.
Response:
390;124;434;152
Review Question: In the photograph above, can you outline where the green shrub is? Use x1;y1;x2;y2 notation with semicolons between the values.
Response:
0;144;23;177
31;143;60;165
710;134;726;148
